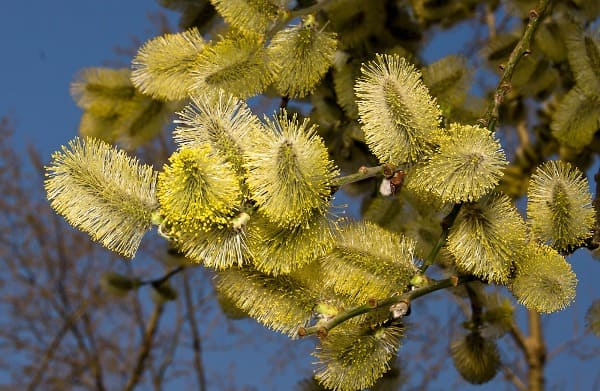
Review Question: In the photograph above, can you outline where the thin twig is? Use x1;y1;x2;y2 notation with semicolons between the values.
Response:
300;276;470;336
183;271;207;391
123;303;165;391
27;297;93;391
482;0;552;131
330;164;388;188
503;365;528;391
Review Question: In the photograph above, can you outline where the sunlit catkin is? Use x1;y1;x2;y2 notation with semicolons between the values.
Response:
510;242;577;313
320;221;417;304
355;54;441;165
527;160;595;250
268;15;337;98
167;215;251;269
450;332;500;384
411;124;507;203
45;137;158;258
131;28;205;101
173;89;264;173
447;193;527;283
191;32;272;99
214;267;317;337
313;322;404;391
157;145;242;232
244;111;338;228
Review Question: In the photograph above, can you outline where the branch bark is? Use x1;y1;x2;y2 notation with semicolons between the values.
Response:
123;303;165;391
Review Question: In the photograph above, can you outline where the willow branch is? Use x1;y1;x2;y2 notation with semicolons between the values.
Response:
123;303;165;391
266;0;336;41
140;266;185;287
330;164;388;188
420;203;462;273
482;0;552;131
183;271;207;391
27;297;92;391
503;366;528;391
300;275;470;336
527;310;546;391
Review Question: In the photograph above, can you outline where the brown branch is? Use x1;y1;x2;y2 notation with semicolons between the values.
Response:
526;310;547;391
123;303;165;391
330;164;389;188
300;276;470;336
482;0;552;132
183;271;207;391
27;297;93;391
503;366;528;391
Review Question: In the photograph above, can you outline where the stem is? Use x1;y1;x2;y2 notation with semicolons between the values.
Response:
420;203;462;273
330;165;388;188
527;310;546;391
123;303;165;391
300;275;469;336
266;0;336;41
482;0;552;131
140;266;185;287
183;272;207;391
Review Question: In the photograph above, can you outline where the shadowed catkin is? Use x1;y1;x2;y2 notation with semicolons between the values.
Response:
248;212;336;275
209;0;287;33
70;67;135;116
527;160;595;250
566;25;600;96
45;137;158;258
157;145;242;232
173;90;264;173
191;31;272;99
320;221;417;304
450;332;500;384
355;54;441;165
510;242;577;313
214;267;317;337
447;193;527;283
550;87;600;150
411;124;507;203
422;55;472;109
131;28;205;101
244;111;338;228
313;322;404;391
268;15;337;98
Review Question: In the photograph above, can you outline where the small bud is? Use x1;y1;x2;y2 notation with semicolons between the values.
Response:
529;9;539;19
314;302;340;318
317;327;328;339
390;301;410;319
379;177;393;196
367;298;378;308
389;171;406;195
297;327;307;337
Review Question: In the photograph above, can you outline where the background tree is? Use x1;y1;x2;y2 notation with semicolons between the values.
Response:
2;0;600;390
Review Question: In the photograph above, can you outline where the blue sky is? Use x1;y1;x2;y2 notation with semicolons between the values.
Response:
0;1;177;155
1;1;599;390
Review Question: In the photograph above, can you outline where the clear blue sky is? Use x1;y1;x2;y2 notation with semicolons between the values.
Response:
1;1;599;390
